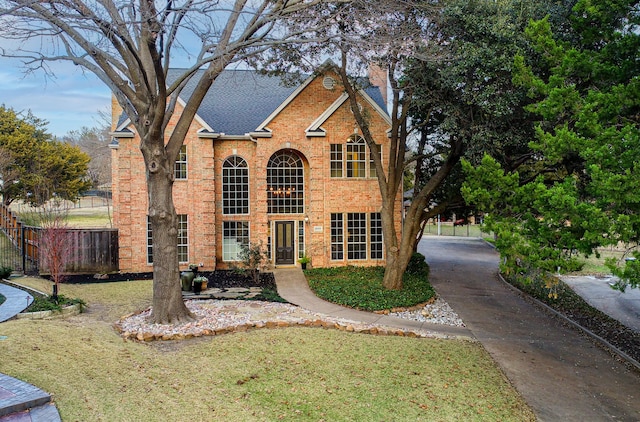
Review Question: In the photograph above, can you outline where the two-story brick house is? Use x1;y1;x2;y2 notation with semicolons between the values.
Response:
110;64;402;273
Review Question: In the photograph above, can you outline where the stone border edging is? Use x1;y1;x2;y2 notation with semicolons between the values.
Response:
14;303;83;320
114;317;435;342
496;273;640;372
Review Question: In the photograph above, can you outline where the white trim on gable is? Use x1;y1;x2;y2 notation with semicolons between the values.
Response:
255;73;317;132
305;90;392;137
305;92;349;136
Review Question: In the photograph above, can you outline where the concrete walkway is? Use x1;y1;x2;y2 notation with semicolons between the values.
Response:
274;267;472;339
0;283;33;323
418;237;640;422
0;284;60;422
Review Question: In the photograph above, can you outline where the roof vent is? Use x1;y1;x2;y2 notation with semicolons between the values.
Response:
323;76;336;90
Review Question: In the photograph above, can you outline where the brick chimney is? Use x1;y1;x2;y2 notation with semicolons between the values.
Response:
368;64;388;107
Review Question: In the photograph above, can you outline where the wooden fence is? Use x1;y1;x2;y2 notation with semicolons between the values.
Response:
0;204;118;274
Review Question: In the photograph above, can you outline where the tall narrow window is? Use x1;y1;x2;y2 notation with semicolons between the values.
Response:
174;145;187;180
147;217;153;264
222;221;249;261
222;156;249;215
177;215;188;263
346;135;366;178
298;220;305;259
148;215;188;264
331;213;344;260
347;213;367;259
267;151;304;214
370;212;383;259
370;146;381;178
330;144;343;177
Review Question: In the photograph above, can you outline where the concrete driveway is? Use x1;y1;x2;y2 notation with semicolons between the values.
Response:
561;275;640;332
419;236;640;422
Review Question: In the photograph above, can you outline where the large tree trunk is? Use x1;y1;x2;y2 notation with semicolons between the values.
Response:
143;141;194;324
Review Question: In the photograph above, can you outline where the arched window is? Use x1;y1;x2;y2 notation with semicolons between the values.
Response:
346;135;366;178
267;150;304;214
222;156;249;215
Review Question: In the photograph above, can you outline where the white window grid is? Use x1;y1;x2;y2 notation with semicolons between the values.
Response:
267;151;304;214
222;221;250;261
222;156;249;215
174;145;187;180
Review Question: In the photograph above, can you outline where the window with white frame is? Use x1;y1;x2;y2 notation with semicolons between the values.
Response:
174;145;187;180
222;156;249;215
346;136;366;178
222;221;249;261
267;151;304;214
147;214;188;264
347;213;367;260
370;212;383;259
331;135;380;178
330;213;344;260
330;144;343;177
298;220;305;259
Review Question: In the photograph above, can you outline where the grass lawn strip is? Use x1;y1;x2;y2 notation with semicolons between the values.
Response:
0;276;535;421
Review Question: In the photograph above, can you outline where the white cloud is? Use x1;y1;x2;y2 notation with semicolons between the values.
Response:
0;56;111;137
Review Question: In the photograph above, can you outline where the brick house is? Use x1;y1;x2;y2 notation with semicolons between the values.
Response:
109;64;402;273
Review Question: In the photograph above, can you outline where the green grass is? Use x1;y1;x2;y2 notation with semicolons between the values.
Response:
570;248;626;276
0;276;535;421
305;263;435;311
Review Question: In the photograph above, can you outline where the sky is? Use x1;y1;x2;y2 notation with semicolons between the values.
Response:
0;56;112;138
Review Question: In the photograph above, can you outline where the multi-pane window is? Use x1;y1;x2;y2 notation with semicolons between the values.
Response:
370;147;381;178
222;221;249;261
347;213;367;260
177;215;188;263
346;136;366;178
147;214;188;264
267;151;304;214
370;212;383;259
331;136;380;178
330;144;343;177
147;217;153;264
298;220;305;259
331;213;344;260
174;145;187;180
222;156;249;215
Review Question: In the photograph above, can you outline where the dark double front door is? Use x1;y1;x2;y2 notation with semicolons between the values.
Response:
275;221;295;265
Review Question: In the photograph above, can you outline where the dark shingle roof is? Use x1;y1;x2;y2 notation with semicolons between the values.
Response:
117;68;387;136
170;69;299;135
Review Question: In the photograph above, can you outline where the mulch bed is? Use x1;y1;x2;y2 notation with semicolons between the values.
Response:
52;270;277;290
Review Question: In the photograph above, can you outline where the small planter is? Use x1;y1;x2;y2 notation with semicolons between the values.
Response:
298;256;310;270
192;280;202;294
180;270;196;291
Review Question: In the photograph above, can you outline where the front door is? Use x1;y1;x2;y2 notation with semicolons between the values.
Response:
275;221;295;265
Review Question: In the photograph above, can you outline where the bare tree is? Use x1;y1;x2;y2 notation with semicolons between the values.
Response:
38;201;72;301
0;0;349;323
265;1;458;289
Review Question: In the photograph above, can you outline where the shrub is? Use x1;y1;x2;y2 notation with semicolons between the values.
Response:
25;295;85;313
406;253;430;276
0;266;12;279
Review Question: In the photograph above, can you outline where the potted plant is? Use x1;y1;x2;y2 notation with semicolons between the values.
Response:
193;276;208;294
180;264;200;291
298;255;310;270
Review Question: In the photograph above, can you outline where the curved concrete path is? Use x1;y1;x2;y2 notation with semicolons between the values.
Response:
419;237;640;422
0;283;33;323
0;283;60;422
274;267;471;339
